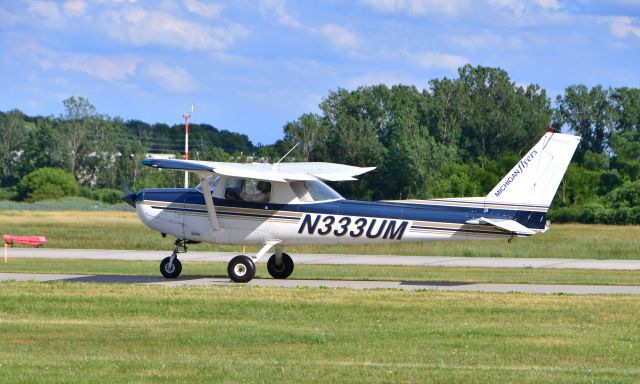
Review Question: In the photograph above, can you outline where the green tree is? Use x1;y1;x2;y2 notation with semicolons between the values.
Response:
62;96;96;177
19;117;68;175
17;167;80;202
610;87;640;133
78;114;121;189
554;85;613;158
455;65;549;161
0;109;27;186
426;77;464;146
283;113;327;161
610;131;640;181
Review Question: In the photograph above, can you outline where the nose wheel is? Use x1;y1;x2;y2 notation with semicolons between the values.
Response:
160;256;182;278
159;239;188;279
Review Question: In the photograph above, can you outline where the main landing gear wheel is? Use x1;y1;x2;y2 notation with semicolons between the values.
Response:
267;253;294;279
227;255;256;283
160;257;182;278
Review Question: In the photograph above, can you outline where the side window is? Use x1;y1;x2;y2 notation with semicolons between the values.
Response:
225;178;271;204
196;175;220;194
224;177;244;200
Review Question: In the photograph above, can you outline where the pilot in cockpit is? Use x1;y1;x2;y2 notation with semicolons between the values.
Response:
240;180;271;203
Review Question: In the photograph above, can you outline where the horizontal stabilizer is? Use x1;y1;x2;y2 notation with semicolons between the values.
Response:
466;217;535;235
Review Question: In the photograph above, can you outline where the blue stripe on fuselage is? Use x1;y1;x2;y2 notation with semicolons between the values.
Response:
136;188;546;229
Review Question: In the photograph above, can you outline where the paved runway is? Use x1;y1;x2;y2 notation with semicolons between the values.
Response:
2;248;639;294
1;272;639;295
6;248;640;270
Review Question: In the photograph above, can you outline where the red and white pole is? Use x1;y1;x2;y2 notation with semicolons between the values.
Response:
184;111;190;188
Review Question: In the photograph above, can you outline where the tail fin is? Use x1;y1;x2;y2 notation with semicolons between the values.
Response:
485;132;580;209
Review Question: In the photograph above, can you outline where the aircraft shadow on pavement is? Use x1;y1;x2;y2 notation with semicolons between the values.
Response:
58;274;227;284
399;281;474;287
54;274;475;287
260;276;475;286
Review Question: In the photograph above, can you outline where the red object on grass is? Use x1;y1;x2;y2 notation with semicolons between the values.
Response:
3;235;48;247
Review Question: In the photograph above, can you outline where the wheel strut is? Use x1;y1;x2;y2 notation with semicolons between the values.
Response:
160;239;188;278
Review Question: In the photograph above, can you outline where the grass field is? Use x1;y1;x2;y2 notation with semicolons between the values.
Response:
1;210;639;259
1;210;639;383
2;258;640;286
0;282;638;383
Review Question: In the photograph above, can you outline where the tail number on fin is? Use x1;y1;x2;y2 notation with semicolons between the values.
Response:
298;214;408;240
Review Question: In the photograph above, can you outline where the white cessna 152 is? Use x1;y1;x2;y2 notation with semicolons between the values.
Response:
123;131;580;283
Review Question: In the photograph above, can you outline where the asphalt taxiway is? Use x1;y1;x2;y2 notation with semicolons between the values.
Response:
6;248;640;270
1;272;639;295
2;248;639;295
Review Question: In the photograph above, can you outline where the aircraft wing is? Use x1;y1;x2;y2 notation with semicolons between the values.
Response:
142;159;375;182
466;217;535;235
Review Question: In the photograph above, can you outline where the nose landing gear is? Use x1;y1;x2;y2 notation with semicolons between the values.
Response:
159;239;189;278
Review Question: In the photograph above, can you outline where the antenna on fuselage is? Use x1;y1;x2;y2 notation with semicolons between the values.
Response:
273;142;300;169
183;104;194;189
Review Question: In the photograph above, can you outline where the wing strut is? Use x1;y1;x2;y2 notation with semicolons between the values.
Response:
197;172;220;231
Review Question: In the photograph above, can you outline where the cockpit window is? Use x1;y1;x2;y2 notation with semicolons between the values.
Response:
290;180;343;202
224;178;271;204
195;175;220;193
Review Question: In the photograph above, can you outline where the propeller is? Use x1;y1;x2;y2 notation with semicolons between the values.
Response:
121;185;138;208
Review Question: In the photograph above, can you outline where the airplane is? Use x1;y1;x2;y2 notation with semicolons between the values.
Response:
123;131;580;283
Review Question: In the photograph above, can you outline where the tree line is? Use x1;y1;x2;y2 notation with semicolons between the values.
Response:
1;65;638;223
0;97;255;203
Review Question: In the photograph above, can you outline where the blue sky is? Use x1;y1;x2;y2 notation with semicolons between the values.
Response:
1;0;640;145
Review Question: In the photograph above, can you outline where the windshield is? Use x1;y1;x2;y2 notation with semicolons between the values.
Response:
290;180;343;202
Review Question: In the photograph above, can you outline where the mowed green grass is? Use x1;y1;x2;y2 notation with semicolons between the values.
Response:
2;258;640;286
1;210;639;259
0;282;638;383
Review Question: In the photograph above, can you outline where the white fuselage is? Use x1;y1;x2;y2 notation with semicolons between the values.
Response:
134;180;541;246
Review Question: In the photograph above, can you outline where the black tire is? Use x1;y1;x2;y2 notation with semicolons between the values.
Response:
267;253;294;279
227;255;256;283
160;257;182;278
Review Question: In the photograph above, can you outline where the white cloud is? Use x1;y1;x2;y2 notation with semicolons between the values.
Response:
409;51;468;70
607;16;640;39
59;54;138;82
183;0;223;18
488;0;561;18
450;31;523;50
450;31;502;50
320;24;358;50
343;71;422;89
27;0;65;26
22;44;138;82
63;0;87;17
96;0;138;3
360;0;469;17
100;7;248;51
260;0;301;28
536;0;560;10
145;62;196;92
0;8;19;27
